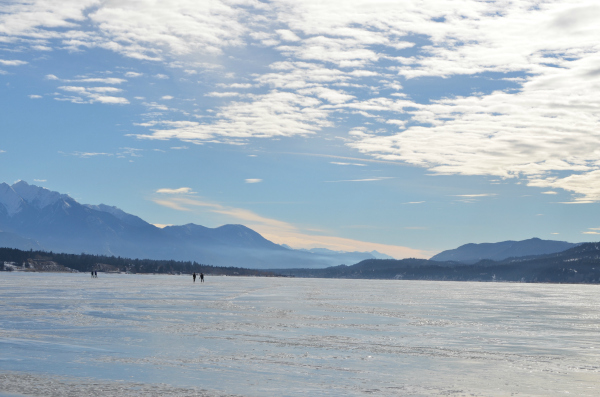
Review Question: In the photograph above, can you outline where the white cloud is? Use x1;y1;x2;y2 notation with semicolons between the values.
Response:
32;45;52;51
68;152;113;158
205;92;243;97
216;83;253;89
57;86;129;105
94;96;129;104
29;94;42;99
276;29;301;42
49;75;127;84
142;102;169;111
297;86;355;104
74;77;126;84
132;91;331;144
330;162;366;166
0;59;27;66
154;74;169;79
529;170;600;202
326;177;393;182
124;71;143;77
5;0;600;201
0;0;253;61
245;178;262;183
161;95;174;100
117;147;143;158
156;187;194;194
87;87;123;93
452;194;496;198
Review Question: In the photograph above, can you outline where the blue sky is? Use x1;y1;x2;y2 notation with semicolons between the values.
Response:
1;0;599;258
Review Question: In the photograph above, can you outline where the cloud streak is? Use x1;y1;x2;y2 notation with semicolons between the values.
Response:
152;195;429;258
156;187;195;194
326;177;393;182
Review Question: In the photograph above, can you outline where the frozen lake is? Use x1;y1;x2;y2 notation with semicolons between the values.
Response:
0;273;599;396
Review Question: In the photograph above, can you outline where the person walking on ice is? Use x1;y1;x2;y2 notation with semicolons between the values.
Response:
200;273;204;283
193;272;196;283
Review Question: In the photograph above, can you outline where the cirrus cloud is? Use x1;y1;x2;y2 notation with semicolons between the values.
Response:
156;187;195;194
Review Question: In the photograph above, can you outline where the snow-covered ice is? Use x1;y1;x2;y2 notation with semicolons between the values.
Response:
1;273;599;396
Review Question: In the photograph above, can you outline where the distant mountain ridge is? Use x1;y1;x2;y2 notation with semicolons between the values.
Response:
2;181;583;270
0;181;388;269
277;242;600;283
430;238;580;264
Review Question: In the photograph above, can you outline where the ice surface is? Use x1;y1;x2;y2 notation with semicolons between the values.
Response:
1;273;599;396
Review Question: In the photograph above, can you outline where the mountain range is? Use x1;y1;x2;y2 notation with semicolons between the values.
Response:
276;242;600;284
0;181;390;269
0;181;586;269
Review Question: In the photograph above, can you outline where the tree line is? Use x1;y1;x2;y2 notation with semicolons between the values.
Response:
0;247;278;276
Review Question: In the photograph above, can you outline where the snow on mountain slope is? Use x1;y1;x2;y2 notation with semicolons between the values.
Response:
85;204;152;228
11;180;67;210
0;183;25;217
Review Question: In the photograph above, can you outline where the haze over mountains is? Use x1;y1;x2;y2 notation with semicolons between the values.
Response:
277;242;600;284
0;181;585;269
0;181;390;269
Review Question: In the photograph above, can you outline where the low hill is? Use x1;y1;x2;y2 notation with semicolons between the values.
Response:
274;242;600;284
430;238;579;264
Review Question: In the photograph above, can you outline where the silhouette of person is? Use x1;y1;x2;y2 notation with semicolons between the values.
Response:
193;272;196;283
200;273;204;283
95;271;98;278
91;271;94;278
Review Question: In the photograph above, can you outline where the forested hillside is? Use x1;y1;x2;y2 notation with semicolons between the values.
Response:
0;247;277;276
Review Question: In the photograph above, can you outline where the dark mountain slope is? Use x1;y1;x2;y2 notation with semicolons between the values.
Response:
430;238;579;264
0;231;43;251
276;243;600;283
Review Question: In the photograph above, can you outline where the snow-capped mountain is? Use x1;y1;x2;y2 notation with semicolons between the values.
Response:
0;183;26;217
0;181;75;218
0;181;381;268
12;180;69;211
